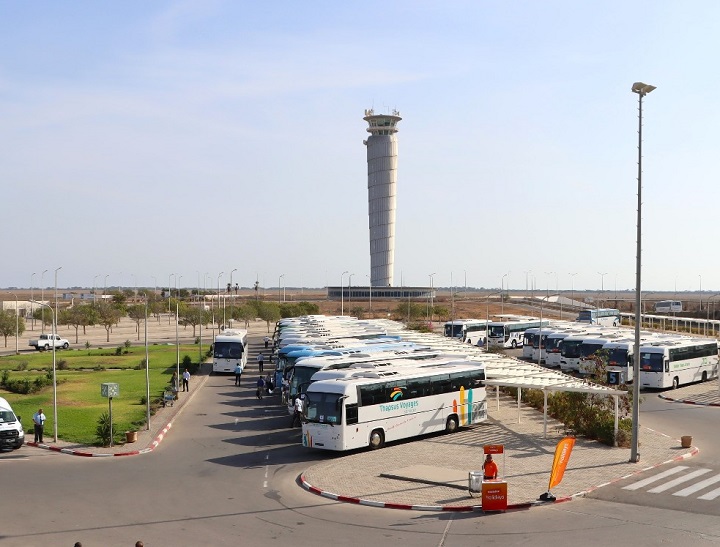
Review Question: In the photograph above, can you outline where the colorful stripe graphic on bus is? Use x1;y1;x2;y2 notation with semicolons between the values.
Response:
452;387;474;426
302;431;312;447
390;387;403;401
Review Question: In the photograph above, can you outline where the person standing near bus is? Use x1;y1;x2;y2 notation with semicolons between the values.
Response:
257;352;264;373
234;363;243;386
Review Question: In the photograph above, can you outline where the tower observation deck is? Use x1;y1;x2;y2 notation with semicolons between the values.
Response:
363;108;401;287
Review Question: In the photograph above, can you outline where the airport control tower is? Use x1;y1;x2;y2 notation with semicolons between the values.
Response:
363;108;402;287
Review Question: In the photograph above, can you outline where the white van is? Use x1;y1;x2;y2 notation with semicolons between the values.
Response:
0;397;25;450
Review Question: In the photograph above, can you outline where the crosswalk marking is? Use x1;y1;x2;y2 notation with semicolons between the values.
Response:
623;466;688;491
698;487;720;501
673;474;720;497
647;469;712;493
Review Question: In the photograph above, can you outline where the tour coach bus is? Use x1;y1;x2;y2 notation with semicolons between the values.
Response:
638;338;719;389
576;308;621;327
301;361;487;451
212;329;248;373
487;318;549;348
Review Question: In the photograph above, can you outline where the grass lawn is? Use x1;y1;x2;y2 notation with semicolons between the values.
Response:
0;344;203;445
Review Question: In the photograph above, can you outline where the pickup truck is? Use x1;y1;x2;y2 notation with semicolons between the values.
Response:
28;334;70;351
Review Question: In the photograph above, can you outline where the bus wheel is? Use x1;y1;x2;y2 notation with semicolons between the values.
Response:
511;340;517;348
446;415;459;434
702;371;708;382
672;377;679;390
369;429;385;450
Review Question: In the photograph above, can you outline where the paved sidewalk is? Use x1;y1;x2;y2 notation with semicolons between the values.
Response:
301;384;715;511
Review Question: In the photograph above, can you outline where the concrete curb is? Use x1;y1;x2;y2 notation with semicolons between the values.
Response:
298;473;572;512
657;393;720;407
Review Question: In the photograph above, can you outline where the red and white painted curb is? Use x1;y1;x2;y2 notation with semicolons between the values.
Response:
26;421;173;457
298;473;571;512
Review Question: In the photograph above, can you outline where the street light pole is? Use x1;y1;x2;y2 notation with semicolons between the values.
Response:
598;271;608;310
699;274;703;312
630;81;656;464
54;267;62;326
366;274;372;316
168;274;174;325
31;300;57;442
8;292;19;354
279;274;285;303
485;292;502;351
348;274;354;310
217;272;224;331
41;269;48;333
30;272;36;331
501;272;509;315
569;273;577;311
340;271;348;316
230;268;238;323
428;273;436;326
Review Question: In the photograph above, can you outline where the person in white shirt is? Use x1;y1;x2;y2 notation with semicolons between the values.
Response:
182;369;191;392
33;408;46;443
257;353;264;373
291;395;304;428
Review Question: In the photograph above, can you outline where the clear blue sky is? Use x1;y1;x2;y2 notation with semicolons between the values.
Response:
2;1;718;293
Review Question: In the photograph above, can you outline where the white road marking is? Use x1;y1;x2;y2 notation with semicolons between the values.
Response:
647;469;712;493
623;466;688;490
698;487;720;500
673;474;720;497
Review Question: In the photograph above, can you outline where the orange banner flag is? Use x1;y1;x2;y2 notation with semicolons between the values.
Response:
548;436;576;490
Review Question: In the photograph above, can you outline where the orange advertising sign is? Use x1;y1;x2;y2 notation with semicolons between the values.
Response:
548;436;576;490
483;444;504;454
481;481;508;511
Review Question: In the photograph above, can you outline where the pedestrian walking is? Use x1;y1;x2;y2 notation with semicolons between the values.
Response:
170;371;179;393
256;376;265;399
290;395;304;428
32;408;46;443
182;368;190;392
264;336;270;349
234;363;243;386
257;352;264;373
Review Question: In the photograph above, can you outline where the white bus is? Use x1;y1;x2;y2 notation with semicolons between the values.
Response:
576;308;621;326
462;322;490;346
638;339;719;389
443;319;484;339
655;300;683;313
487;318;549;348
301;361;487;451
212;329;249;374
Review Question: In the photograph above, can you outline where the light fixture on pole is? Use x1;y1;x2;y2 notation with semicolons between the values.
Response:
630;80;656;464
8;292;19;355
340;271;349;316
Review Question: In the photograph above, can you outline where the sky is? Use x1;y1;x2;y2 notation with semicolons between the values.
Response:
2;1;719;294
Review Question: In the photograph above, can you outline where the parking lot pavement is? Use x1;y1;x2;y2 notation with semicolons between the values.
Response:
657;381;720;406
301;386;701;510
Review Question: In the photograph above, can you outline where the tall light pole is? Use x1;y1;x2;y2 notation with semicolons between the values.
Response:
428;273;436;325
168;274;174;325
598;271;608;310
217;272;224;331
544;272;554;303
699;274;703;312
144;298;150;430
485;292;502;351
8;292;19;354
54;267;62;330
279;274;285;303
348;274;354;309
32;300;58;442
631;80;656;464
569;273;578;310
104;274;109;297
340;271;348;316
501;272;509;315
230;268;238;323
30;272;36;331
524;270;532;293
93;274;100;305
366;274;372;316
41;269;48;333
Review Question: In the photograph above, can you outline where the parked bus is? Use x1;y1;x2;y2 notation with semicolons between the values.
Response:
212;329;248;374
301;361;487;451
638;339;719;389
654;300;683;313
559;331;607;372
463;322;491;346
444;319;483;339
576;308;621;327
487;318;549;348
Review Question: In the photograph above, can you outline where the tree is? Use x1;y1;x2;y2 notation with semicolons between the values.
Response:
0;310;26;348
179;306;210;338
235;304;255;328
149;300;165;322
59;304;97;343
126;304;147;341
257;302;281;332
394;302;425;321
96;303;124;342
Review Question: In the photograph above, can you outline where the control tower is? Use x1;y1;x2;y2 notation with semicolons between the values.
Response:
363;108;401;287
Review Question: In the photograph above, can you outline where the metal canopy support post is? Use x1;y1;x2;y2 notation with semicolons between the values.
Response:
614;395;619;446
517;387;521;424
496;385;500;411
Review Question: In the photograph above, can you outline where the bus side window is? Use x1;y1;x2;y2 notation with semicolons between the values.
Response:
345;403;358;425
664;359;669;373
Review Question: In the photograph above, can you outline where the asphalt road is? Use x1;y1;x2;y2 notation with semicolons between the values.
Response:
3;337;720;546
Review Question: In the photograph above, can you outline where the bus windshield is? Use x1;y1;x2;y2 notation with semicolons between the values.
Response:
214;342;244;359
304;392;343;425
289;365;318;398
488;326;506;338
561;340;583;358
580;343;605;358
640;352;664;372
607;348;629;366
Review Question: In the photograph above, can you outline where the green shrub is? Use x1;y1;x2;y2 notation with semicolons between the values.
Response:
57;359;69;370
124;340;132;349
182;355;192;368
1;370;9;386
85;341;91;350
115;346;122;356
95;411;118;447
16;362;28;371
